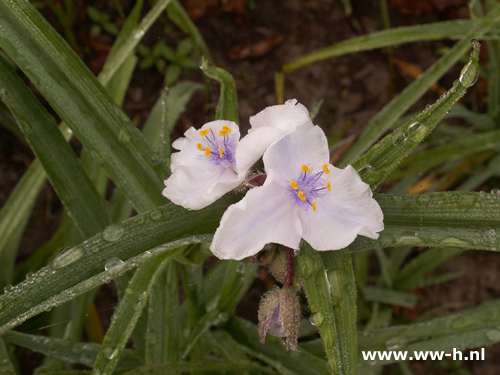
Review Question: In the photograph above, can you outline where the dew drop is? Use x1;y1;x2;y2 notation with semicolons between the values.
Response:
118;130;130;143
459;61;479;87
481;228;497;243
492;188;500;195
149;206;171;222
51;245;86;269
143;250;152;259
104;258;125;276
25;272;34;280
385;336;408;350
3;285;12;294
108;348;120;360
102;224;125;242
393;133;406;146
236;263;245;273
486;329;500;342
407;122;422;136
309;312;325;327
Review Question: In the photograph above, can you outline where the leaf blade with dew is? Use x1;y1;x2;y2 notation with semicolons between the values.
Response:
358;298;500;366
201;57;239;124
226;317;331;375
385;129;500;183
362;286;419;309
0;194;241;335
145;261;180;365
91;253;174;375
0;0;167;213
3;331;142;369
393;247;465;291
120;361;278;375
352;39;482;188
0;54;109;239
350;192;500;252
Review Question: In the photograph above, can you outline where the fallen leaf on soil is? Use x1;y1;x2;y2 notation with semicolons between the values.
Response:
184;0;247;22
391;0;434;16
229;36;285;60
392;57;446;95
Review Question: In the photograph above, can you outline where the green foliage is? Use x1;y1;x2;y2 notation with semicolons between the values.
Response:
1;0;500;374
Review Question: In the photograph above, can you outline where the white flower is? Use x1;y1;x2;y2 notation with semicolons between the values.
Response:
163;100;314;210
210;125;384;260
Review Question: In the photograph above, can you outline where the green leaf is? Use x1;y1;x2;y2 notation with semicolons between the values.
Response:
349;38;482;180
350;192;500;252
121;361;277;375
0;194;241;335
359;298;500;366
298;244;358;374
226;317;331;375
0;339;16;375
0;0;167;213
201;57;239;124
283;19;500;73
362;286;419;308
145;261;180;364
0;101;25;142
386;129;500;182
216;261;258;314
0;55;109;238
4;331;142;369
92;253;174;375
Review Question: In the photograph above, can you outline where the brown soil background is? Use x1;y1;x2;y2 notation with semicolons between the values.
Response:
1;0;500;373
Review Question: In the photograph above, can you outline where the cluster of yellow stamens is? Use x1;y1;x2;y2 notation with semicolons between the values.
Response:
288;164;331;212
196;125;232;159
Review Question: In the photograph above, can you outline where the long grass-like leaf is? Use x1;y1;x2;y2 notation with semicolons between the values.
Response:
227;317;331;375
4;331;142;369
201;57;239;124
0;339;16;375
0;55;109;238
350;192;500;252
92;253;173;375
0;0;168;212
352;39;481;187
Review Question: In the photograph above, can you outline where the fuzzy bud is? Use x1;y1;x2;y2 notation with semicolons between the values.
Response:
258;287;301;351
265;247;302;289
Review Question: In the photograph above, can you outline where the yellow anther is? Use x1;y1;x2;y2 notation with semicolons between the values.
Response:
301;165;311;173
199;129;209;136
327;181;331;191
204;147;211;157
219;125;232;136
197;143;203;151
322;164;330;174
218;147;223;158
312;202;317;212
298;191;306;201
290;181;299;190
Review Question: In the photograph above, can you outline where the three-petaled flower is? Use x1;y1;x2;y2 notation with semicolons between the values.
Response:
210;125;384;260
162;100;313;209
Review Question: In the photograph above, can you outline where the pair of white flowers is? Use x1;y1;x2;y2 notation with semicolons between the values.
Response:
163;100;384;260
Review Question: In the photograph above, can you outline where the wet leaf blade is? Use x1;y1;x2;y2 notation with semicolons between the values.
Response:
362;286;419;308
0;194;241;335
121;361;277;375
92;254;173;375
201;57;239;124
352;40;479;188
283;20;481;72
216;260;258;314
0;55;109;238
350;192;500;252
4;331;142;369
0;0;167;213
226;317;331;375
343;29;485;168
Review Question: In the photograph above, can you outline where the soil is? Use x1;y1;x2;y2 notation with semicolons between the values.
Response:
1;0;499;374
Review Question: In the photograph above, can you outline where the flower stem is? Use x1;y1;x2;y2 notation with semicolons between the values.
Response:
283;247;293;289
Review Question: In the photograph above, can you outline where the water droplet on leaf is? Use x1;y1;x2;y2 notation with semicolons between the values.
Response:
102;224;125;242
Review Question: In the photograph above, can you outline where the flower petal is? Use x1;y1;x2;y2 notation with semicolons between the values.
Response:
263;125;330;182
298;165;384;250
163;165;241;210
170;120;240;172
211;176;303;260
249;99;311;132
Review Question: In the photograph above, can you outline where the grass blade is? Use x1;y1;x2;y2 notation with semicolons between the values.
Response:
0;194;241;335
352;39;481;187
201;57;239;123
92;253;173;375
0;0;167;212
0;55;109;238
362;286;419;308
0;339;16;375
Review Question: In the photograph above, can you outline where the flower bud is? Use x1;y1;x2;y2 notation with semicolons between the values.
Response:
258;287;301;351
